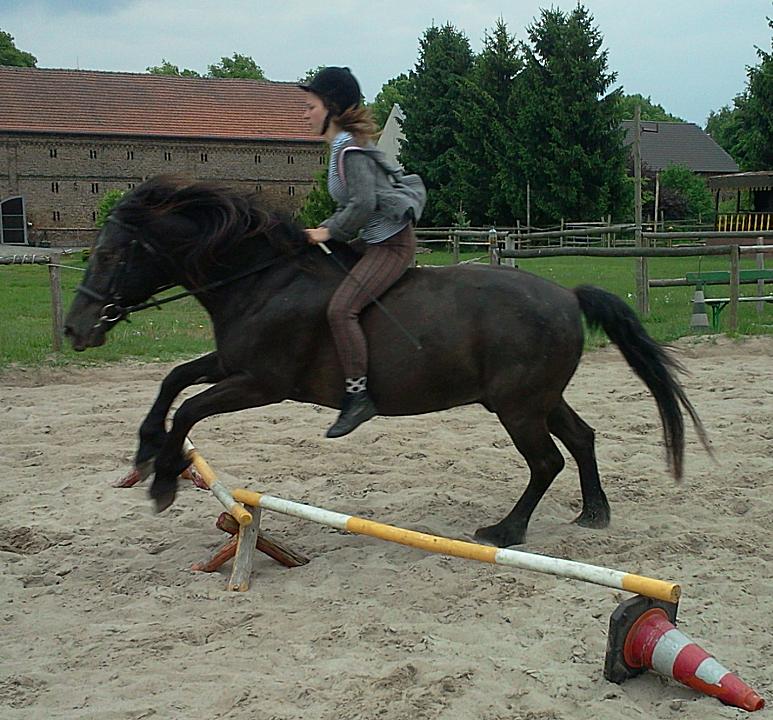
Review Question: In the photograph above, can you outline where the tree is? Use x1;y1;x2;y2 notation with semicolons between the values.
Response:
504;5;628;225
658;164;713;221
369;73;410;128
95;189;126;228
297;66;326;85
146;59;201;77
619;93;683;122
731;17;773;170
0;29;37;67
208;53;266;80
453;19;522;225
400;23;474;225
705;104;742;153
297;169;335;228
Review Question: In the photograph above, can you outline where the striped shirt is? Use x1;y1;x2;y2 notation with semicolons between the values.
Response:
328;131;408;244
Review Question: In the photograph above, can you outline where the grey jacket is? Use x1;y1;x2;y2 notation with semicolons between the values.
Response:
322;135;426;244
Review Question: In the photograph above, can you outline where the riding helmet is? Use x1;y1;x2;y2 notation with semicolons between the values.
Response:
299;66;362;115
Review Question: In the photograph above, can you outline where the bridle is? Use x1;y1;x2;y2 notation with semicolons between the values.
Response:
76;215;295;331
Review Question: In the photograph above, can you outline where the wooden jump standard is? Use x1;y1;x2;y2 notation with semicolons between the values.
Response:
224;487;680;603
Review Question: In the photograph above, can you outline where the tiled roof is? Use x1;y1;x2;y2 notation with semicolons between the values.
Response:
622;120;738;174
0;66;319;143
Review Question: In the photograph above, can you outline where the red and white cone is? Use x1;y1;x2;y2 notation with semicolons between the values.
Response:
622;606;764;712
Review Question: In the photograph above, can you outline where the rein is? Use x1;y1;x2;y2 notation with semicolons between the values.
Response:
77;215;299;328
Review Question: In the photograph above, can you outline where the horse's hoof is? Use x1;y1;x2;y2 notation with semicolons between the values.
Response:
573;507;611;529
153;491;176;514
474;524;525;548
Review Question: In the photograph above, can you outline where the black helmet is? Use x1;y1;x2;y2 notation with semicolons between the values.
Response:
299;66;361;115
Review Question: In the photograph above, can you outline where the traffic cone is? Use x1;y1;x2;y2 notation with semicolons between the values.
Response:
690;287;710;330
605;596;764;712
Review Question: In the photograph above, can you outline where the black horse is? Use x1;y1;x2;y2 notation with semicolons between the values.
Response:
65;176;707;547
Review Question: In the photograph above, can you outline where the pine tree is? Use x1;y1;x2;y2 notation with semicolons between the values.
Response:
504;6;627;225
399;23;474;226
453;19;522;225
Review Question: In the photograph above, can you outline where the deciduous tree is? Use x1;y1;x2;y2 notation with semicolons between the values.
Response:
208;53;266;80
146;59;201;77
0;29;36;67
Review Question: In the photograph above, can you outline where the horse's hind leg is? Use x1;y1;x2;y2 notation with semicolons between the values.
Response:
475;407;565;547
135;352;225;474
547;399;610;529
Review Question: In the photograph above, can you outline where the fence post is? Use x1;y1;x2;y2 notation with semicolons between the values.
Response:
633;106;649;316
452;231;460;264
488;227;498;266
729;244;740;333
756;237;765;314
504;233;515;268
48;262;64;352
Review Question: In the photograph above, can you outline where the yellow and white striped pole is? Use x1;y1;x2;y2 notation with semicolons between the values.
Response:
183;438;252;526
231;489;680;603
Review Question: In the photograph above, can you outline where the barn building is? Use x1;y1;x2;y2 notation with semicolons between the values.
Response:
0;66;325;247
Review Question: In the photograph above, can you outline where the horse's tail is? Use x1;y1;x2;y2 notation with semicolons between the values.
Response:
574;284;710;479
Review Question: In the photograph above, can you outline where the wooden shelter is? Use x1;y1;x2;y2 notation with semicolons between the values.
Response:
708;171;773;232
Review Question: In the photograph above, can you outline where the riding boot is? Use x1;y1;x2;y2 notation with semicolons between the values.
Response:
326;379;377;438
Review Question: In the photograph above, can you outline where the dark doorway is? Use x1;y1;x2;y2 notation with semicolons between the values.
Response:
1;196;27;244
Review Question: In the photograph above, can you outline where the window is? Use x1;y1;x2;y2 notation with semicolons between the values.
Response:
255;184;262;192
89;149;98;159
200;152;208;162
288;185;296;196
49;148;58;158
254;154;261;164
52;210;61;222
92;211;97;222
51;181;59;193
91;182;99;194
127;150;134;160
319;154;326;165
287;155;294;164
164;151;172;161
127;182;136;189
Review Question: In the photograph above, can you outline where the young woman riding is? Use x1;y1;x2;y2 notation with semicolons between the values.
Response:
300;66;425;438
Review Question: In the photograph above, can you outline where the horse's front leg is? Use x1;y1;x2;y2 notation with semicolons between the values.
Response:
132;352;225;482
150;372;283;513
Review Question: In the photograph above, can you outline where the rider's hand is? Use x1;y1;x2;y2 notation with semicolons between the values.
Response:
306;227;331;245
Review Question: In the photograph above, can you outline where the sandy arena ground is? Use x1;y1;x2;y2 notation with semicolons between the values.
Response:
1;335;771;719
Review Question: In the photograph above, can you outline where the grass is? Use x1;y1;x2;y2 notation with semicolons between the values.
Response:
0;250;770;368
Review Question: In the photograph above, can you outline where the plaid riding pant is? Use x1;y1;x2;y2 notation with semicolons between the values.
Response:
327;223;416;379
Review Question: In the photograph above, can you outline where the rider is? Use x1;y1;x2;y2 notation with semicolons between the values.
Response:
300;67;425;438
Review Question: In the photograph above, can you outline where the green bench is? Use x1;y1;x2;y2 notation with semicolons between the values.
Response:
687;270;773;330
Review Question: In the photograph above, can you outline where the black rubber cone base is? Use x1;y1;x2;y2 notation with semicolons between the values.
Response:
604;594;679;684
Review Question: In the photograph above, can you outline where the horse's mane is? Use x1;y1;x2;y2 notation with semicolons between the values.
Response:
113;175;310;273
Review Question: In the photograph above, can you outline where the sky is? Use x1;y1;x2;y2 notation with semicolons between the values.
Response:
1;0;771;127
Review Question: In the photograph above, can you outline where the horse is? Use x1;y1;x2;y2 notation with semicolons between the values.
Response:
64;175;707;548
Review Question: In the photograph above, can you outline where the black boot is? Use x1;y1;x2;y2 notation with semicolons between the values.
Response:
326;390;377;438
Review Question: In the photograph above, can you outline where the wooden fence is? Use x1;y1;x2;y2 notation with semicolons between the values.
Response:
0;251;81;351
497;237;773;332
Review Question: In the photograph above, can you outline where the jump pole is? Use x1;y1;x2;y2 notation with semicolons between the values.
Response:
230;488;680;603
182;437;252;527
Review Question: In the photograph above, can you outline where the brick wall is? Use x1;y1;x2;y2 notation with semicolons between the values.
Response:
0;132;325;247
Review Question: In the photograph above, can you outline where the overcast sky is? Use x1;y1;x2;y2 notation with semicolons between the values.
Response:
2;0;770;126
